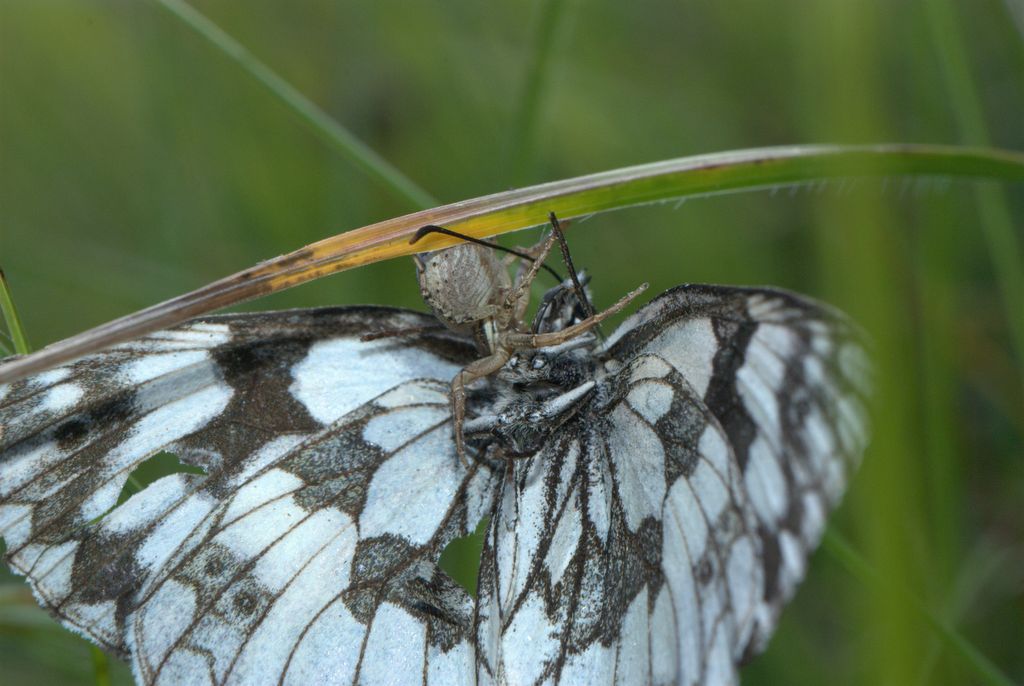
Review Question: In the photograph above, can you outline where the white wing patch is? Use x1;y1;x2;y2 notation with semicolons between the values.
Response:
291;337;461;424
637;319;718;396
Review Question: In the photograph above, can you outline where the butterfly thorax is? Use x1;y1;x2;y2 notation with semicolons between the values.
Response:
414;243;515;354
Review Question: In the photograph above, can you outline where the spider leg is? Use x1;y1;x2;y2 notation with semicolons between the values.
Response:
449;348;512;465
505;231;558;321
520;232;556;259
506;282;648;349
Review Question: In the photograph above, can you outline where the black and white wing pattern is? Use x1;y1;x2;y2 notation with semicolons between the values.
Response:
0;307;497;685
1;283;868;686
474;285;869;686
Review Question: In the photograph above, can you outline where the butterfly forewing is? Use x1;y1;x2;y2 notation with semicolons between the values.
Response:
474;285;869;685
0;307;497;684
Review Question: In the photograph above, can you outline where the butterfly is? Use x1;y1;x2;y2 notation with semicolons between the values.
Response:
0;228;869;684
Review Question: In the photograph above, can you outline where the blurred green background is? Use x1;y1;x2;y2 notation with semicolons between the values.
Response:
1;1;1022;684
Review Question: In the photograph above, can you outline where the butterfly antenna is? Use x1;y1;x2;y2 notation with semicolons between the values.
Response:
547;212;596;319
411;225;564;283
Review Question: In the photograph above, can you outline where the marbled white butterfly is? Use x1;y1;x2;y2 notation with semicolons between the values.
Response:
0;219;869;684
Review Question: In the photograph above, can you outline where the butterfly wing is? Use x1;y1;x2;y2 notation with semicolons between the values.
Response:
0;306;496;685
474;284;869;685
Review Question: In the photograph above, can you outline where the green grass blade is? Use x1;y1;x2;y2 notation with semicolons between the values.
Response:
89;647;110;686
925;0;1024;399
0;276;112;685
823;530;1015;686
508;0;572;183
0;270;30;356
152;0;436;210
1;143;1022;386
1008;0;1024;45
915;544;1014;685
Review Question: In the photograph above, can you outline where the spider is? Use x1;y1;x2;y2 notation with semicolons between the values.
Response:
411;213;647;463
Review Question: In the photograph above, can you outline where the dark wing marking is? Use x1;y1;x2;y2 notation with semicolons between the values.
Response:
475;285;869;685
0;306;496;685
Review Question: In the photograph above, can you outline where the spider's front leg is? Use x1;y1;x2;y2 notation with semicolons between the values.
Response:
506;231;559;324
450;347;512;465
507;282;649;349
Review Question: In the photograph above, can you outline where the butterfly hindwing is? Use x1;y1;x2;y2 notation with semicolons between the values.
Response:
0;306;497;684
475;285;869;686
474;354;756;685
